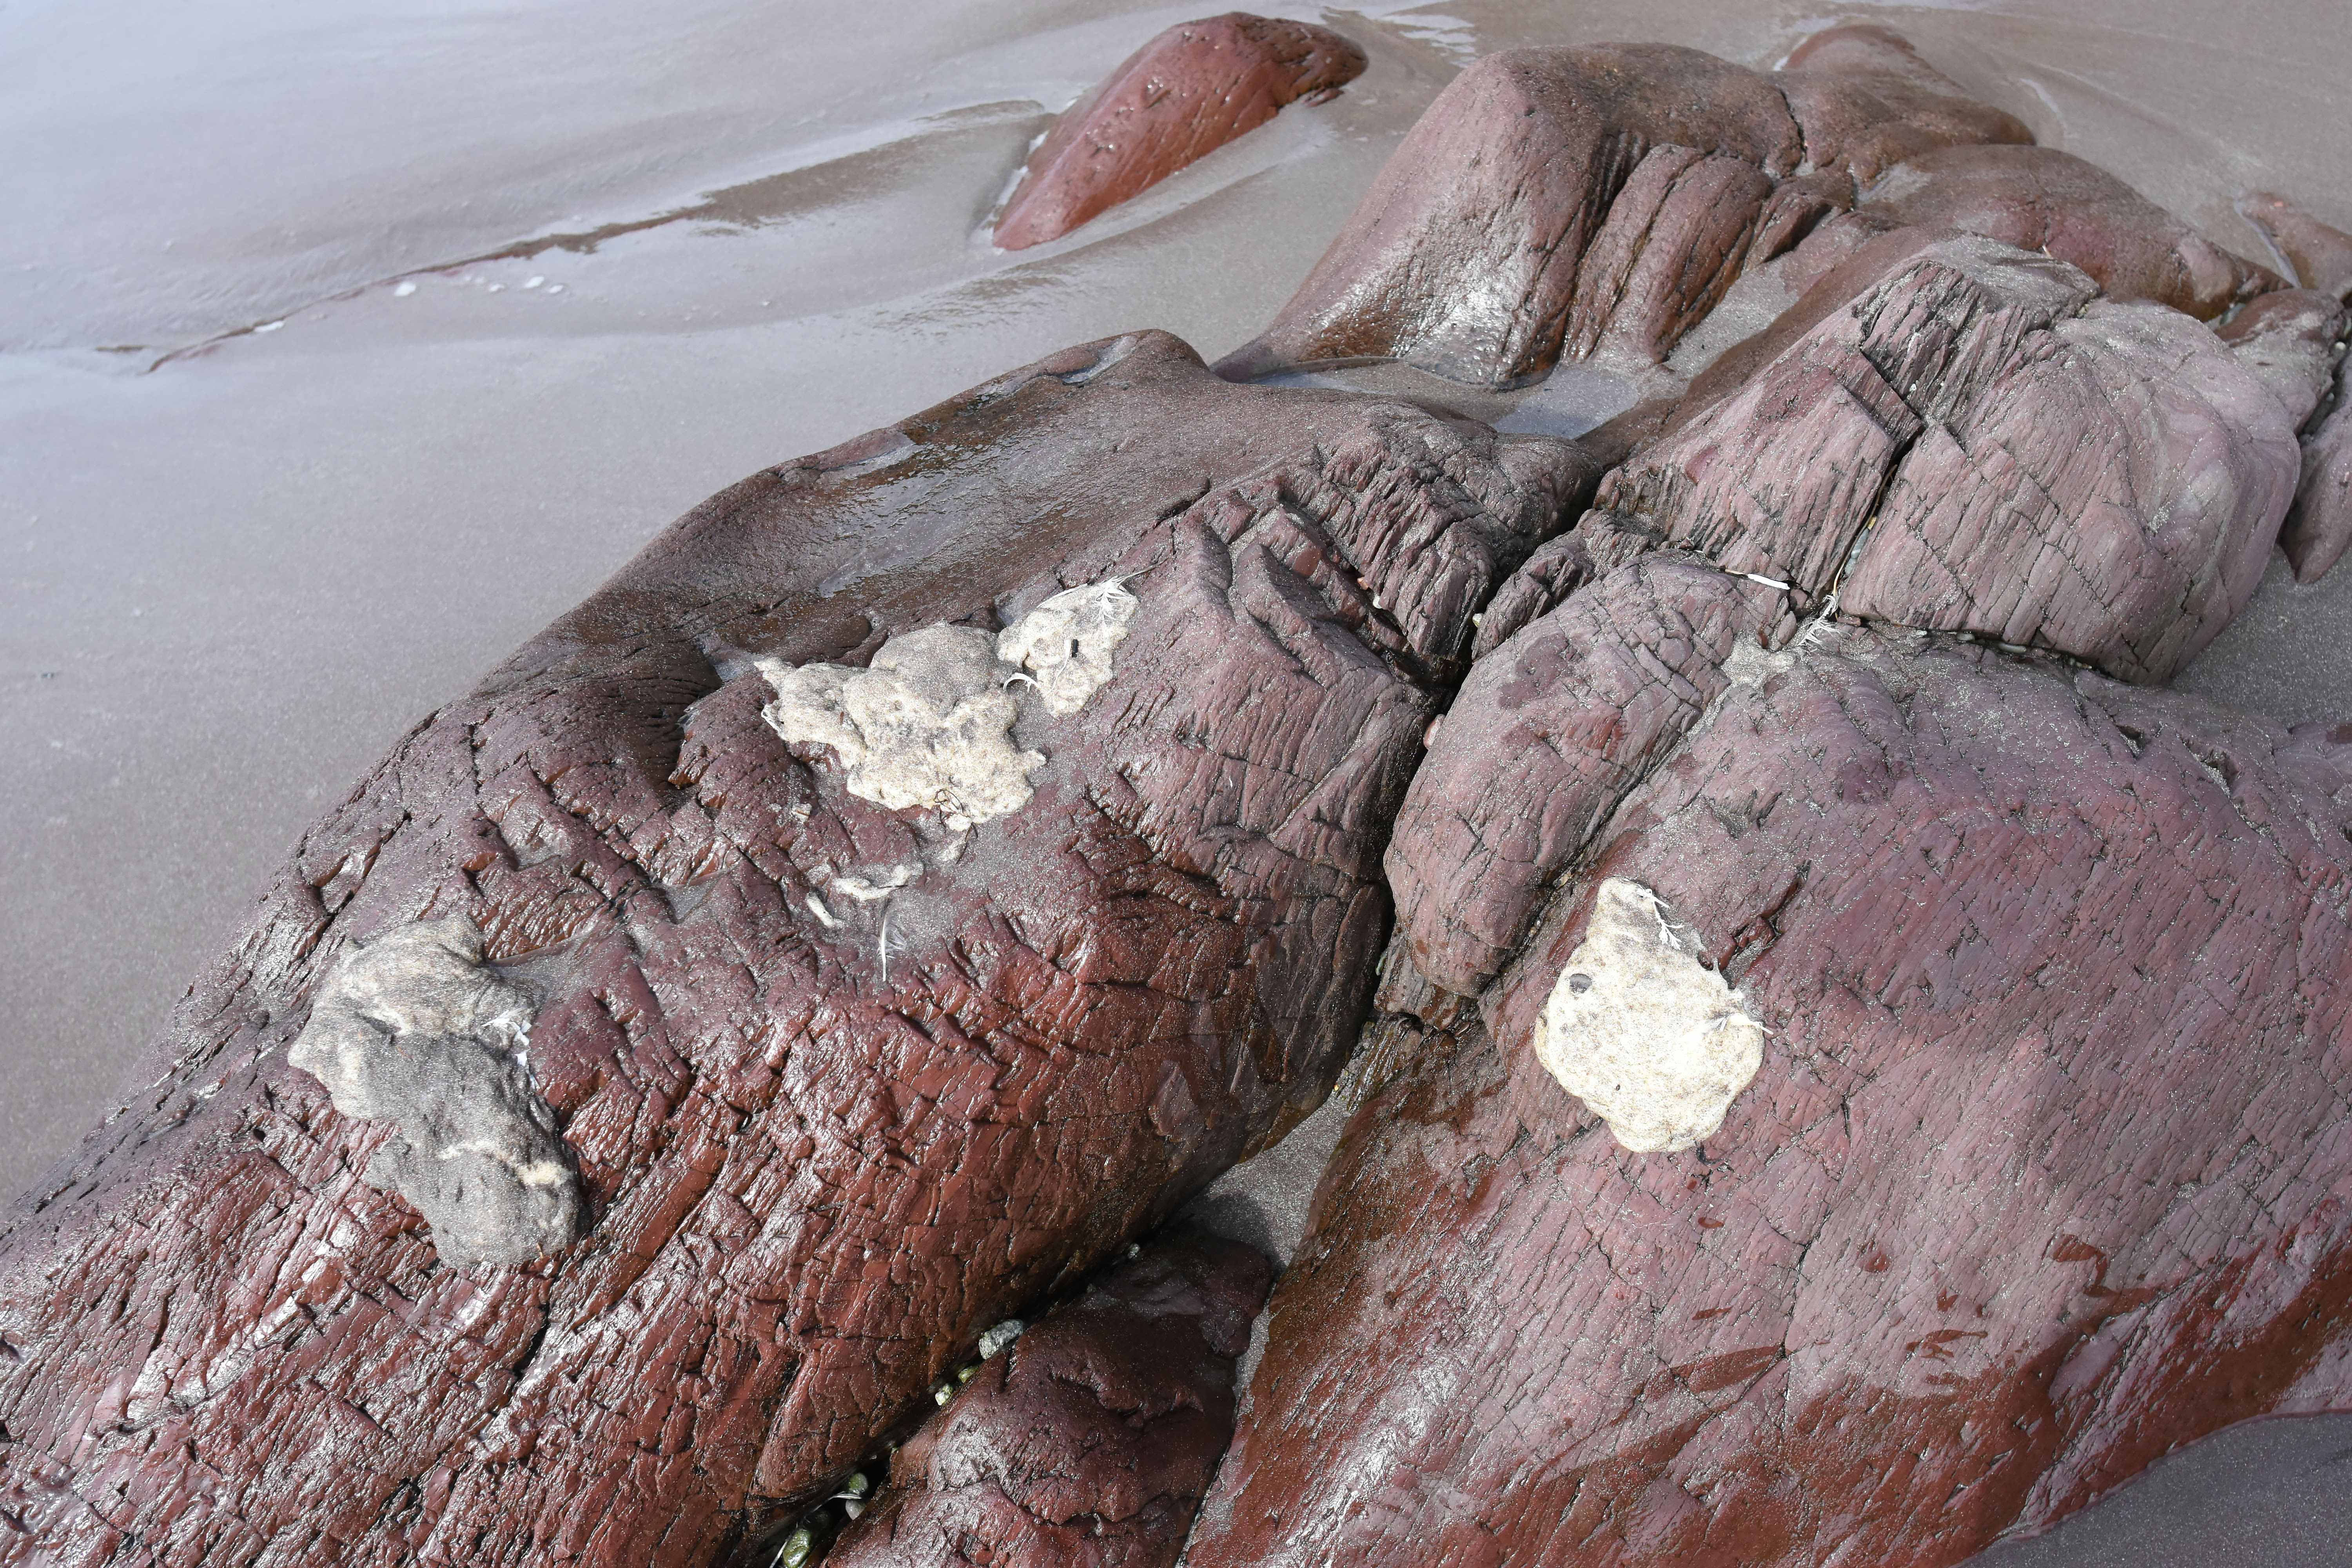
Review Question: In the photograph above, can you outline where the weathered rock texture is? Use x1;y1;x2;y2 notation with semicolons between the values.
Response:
1390;557;1773;997
993;14;1365;250
1213;42;1804;386
1839;297;2299;678
0;330;1589;1568
828;1227;1270;1567
1590;236;2301;682
2214;285;2344;430
2236;238;2352;585
2288;361;2352;583
1775;23;2034;187
1214;26;2041;388
1858;143;2280;319
1190;624;2352;1568
2241;190;2352;301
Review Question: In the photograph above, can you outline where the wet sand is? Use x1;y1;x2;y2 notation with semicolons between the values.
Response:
3;1;2347;1557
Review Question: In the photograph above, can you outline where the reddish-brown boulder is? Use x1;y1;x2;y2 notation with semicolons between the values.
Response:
1592;236;2300;682
1190;623;2352;1568
826;1227;1270;1568
1840;296;2299;679
2214;285;2344;430
2287;363;2352;583
1213;25;2053;389
1858;143;2279;318
1389;558;1773;997
1775;23;2035;187
2217;262;2352;586
1212;43;1803;387
0;331;1588;1568
2241;190;2352;300
992;14;1365;250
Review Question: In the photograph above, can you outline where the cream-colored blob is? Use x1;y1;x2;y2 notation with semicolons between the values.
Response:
1533;878;1766;1153
995;578;1140;717
758;624;1045;824
832;864;918;902
289;916;532;1121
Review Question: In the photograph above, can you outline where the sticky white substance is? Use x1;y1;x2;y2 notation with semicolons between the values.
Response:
1533;878;1766;1153
995;578;1139;716
288;916;583;1265
831;864;917;902
757;579;1140;825
290;918;533;1120
758;624;1044;823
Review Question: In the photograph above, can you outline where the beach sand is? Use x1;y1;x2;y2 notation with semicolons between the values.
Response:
3;1;2346;1556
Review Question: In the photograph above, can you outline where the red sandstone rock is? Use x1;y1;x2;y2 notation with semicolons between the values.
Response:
1390;558;1772;997
2241;191;2352;300
1191;622;2352;1568
1594;236;2096;606
1841;296;2300;679
1214;26;2049;388
2218;269;2352;586
1563;145;1777;367
827;1227;1269;1568
993;15;1365;250
1593;236;2300;682
1212;44;1802;387
0;331;1588;1568
1858;143;2280;318
2214;285;2344;430
1775;23;2035;187
1741;171;1857;274
2287;361;2352;583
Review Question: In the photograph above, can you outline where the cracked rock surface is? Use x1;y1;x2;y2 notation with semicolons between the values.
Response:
1593;235;2301;682
7;17;2352;1568
1210;31;2058;390
0;329;1584;1568
1189;626;2352;1568
826;1226;1270;1568
1212;42;1806;387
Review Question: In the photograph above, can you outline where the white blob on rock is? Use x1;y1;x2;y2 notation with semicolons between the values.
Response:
995;577;1139;717
758;624;1044;823
291;917;533;1120
1533;878;1766;1153
757;579;1140;824
289;916;584;1266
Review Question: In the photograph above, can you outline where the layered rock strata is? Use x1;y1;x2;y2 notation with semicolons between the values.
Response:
1213;26;2052;388
827;1228;1270;1568
1586;236;2301;683
1855;143;2280;319
993;13;1366;250
1212;42;1808;386
1774;23;2035;187
0;330;1588;1568
1189;621;2352;1568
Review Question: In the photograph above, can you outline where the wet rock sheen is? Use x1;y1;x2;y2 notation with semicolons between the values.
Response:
993;13;1366;250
